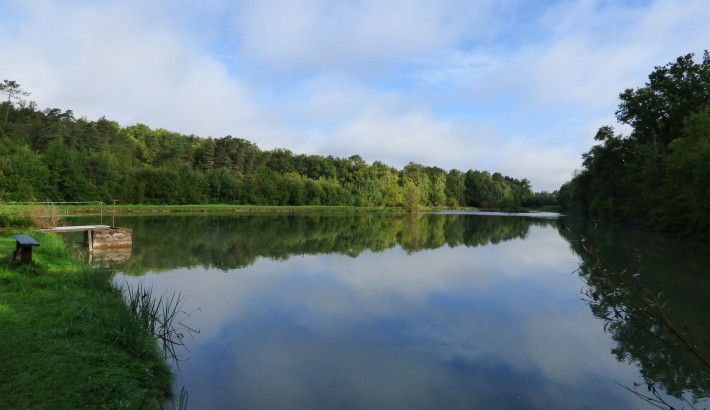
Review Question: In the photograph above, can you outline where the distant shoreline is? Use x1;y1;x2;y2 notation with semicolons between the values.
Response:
3;203;559;218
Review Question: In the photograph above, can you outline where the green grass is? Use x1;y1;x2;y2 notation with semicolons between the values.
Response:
0;233;173;410
6;203;491;221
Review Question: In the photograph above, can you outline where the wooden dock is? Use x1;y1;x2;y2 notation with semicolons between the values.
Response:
39;225;111;252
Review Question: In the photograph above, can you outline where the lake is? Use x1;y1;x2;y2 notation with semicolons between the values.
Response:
77;212;710;409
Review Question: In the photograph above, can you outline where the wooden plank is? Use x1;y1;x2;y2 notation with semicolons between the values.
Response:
12;234;40;246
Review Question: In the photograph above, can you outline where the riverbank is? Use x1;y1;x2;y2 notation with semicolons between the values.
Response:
3;203;558;221
59;204;402;216
0;233;173;409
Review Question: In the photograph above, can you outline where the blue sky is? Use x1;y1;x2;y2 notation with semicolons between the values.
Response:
1;0;708;191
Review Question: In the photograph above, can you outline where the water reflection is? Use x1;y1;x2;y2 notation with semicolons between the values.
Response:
560;218;710;406
89;248;132;264
103;213;555;274
95;213;709;409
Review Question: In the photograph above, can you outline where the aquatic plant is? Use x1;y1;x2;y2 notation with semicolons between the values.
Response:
118;280;200;366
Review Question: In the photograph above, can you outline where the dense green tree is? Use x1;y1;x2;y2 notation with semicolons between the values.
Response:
303;178;325;205
401;176;425;212
85;149;121;200
43;140;96;200
524;190;558;208
129;168;175;204
617;52;710;148
0;143;50;201
652;109;710;235
193;138;216;171
205;168;241;203
560;52;710;238
464;170;491;207
120;124;155;164
352;168;383;207
445;169;465;207
0;83;547;209
372;161;403;207
402;162;434;206
263;148;295;174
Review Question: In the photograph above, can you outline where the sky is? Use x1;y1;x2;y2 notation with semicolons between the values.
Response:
1;0;708;191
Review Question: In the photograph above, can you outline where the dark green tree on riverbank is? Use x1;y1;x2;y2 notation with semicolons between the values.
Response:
0;90;546;209
559;52;710;238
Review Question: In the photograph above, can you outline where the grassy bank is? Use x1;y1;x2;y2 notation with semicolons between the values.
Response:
58;204;401;216
2;204;558;230
0;233;173;409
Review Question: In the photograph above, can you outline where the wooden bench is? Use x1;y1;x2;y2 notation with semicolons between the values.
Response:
12;234;40;264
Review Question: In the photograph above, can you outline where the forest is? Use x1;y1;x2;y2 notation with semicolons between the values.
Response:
0;81;554;210
558;52;710;239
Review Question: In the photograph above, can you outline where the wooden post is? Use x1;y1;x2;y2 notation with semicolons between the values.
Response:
84;230;94;252
112;199;117;229
19;246;33;264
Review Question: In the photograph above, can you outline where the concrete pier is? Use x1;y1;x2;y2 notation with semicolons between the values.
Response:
39;225;132;252
93;228;132;250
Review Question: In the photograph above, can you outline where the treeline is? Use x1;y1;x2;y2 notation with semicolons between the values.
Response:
0;96;554;209
559;52;710;238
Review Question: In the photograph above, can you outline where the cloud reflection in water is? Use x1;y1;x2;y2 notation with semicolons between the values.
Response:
118;223;648;409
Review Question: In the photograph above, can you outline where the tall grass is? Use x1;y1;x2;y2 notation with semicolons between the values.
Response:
0;204;60;229
0;205;34;228
118;281;200;365
117;281;198;410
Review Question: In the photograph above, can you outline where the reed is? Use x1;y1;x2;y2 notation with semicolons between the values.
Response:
118;280;199;367
0;205;34;228
0;204;61;229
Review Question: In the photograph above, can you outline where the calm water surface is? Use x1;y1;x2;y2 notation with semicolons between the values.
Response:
84;212;709;410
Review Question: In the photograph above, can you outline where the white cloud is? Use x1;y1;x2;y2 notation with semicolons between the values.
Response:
229;0;499;75
1;0;277;139
323;104;497;170
1;0;709;192
116;225;646;406
495;140;582;191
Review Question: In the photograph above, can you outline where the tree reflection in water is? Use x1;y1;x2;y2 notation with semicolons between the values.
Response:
560;219;710;409
77;212;709;408
106;212;551;274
